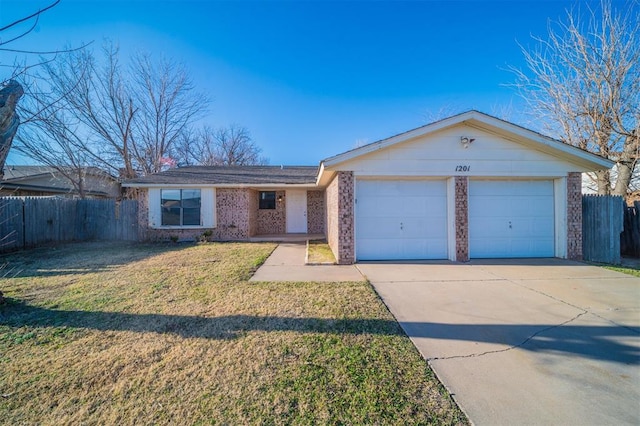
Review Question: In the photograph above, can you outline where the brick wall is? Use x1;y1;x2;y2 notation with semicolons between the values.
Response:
306;190;325;234
326;176;339;260
248;189;258;237
567;172;583;260
326;172;354;264
214;188;253;240
257;190;285;234
455;176;469;262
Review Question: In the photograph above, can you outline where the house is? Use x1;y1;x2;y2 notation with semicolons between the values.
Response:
123;111;614;264
0;166;121;198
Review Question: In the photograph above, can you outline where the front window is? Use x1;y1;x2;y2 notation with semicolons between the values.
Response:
259;191;276;209
161;189;201;226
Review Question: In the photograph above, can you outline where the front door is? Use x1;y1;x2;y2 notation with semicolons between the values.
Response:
286;190;308;233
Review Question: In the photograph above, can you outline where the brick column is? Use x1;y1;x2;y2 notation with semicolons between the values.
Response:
567;172;583;260
337;172;355;264
455;176;469;262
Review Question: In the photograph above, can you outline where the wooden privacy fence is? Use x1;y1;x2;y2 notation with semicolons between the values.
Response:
0;198;138;252
582;195;624;264
621;201;640;258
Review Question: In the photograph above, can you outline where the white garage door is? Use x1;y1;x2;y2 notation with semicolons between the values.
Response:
469;180;555;258
356;180;448;260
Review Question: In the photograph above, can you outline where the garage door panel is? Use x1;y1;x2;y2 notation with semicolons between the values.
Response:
402;218;448;238
358;196;445;218
357;239;403;260
532;217;555;233
357;238;448;260
356;180;448;260
510;199;553;216
358;197;409;218
469;180;555;258
356;217;402;238
395;197;429;216
470;219;509;238
511;238;554;253
423;200;447;218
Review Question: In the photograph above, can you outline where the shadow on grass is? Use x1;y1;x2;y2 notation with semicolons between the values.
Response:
0;298;404;339
0;241;193;278
1;299;638;365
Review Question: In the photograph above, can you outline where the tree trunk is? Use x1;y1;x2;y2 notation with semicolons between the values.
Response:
612;133;639;197
595;169;612;195
0;81;25;176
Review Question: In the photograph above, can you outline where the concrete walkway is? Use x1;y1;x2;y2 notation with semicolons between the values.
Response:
359;259;640;426
250;242;365;282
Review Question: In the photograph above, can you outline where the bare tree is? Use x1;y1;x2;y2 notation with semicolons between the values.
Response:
17;41;209;180
172;128;199;166
173;127;217;166
129;52;208;174
0;81;24;173
0;0;66;175
212;125;263;166
14;83;100;198
0;0;63;86
174;124;267;166
511;0;639;195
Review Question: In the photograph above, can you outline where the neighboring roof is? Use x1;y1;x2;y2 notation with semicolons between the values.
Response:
2;165;116;182
321;110;615;170
0;182;111;197
123;165;319;187
0;166;119;197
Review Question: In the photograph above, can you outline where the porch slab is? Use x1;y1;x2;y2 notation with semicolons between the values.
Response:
250;242;365;282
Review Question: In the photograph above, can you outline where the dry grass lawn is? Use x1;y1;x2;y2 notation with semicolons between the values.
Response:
0;241;467;425
306;240;336;264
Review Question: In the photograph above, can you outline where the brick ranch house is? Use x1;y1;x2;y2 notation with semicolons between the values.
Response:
123;111;613;264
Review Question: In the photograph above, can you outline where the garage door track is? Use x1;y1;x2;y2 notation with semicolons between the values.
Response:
358;259;640;425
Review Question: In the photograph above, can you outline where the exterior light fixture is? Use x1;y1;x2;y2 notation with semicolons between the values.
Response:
461;136;475;148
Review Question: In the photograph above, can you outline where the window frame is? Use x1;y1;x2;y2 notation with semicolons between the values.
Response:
161;188;202;227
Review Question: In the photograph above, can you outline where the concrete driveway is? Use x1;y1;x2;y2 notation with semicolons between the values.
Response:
358;259;640;426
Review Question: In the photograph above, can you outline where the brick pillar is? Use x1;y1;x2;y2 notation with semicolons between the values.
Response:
455;176;469;262
337;171;355;264
567;172;583;260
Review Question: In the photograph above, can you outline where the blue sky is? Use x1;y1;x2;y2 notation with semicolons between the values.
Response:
0;0;615;165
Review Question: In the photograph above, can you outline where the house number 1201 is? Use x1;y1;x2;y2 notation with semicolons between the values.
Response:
455;165;471;172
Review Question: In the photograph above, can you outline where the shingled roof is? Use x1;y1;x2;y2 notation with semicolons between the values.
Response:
123;165;319;186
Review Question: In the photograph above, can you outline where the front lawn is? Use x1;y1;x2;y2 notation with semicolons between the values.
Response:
0;242;466;425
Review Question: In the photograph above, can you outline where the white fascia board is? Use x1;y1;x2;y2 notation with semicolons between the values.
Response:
322;111;478;167
315;162;337;187
315;162;325;186
122;183;317;189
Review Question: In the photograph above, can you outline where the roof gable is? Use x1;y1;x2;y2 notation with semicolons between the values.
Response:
322;110;614;171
